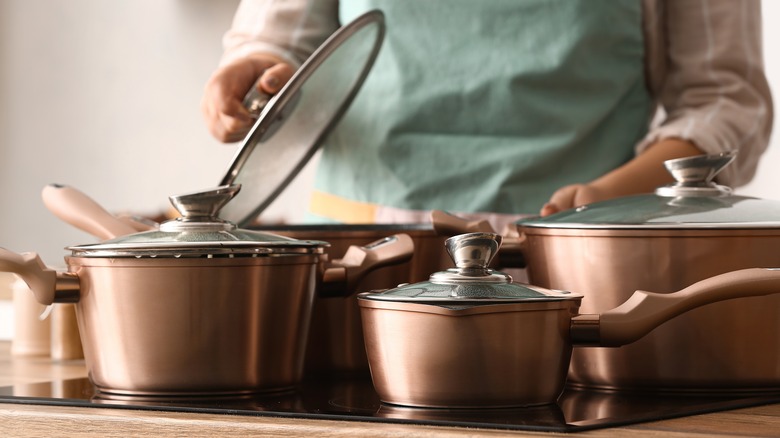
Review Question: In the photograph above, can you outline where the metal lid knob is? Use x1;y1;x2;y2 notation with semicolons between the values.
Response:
431;233;509;284
160;185;241;232
655;151;735;197
446;232;502;269
243;86;272;120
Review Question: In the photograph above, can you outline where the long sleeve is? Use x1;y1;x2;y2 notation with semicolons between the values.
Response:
220;0;340;68
640;0;773;187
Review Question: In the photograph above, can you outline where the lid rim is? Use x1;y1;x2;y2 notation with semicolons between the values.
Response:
358;279;579;303
358;295;582;304
357;295;582;314
67;236;330;257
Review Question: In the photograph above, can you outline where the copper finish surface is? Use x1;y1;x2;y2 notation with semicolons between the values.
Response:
521;227;780;393
66;254;319;395
273;228;451;374
358;299;580;408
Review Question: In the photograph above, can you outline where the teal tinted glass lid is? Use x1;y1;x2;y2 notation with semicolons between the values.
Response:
520;153;780;230
360;233;579;303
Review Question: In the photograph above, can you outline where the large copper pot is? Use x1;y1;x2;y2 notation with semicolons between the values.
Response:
357;233;780;407
0;185;413;395
515;153;780;393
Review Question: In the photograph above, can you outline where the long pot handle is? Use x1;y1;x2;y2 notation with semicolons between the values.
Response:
319;233;415;297
429;210;526;268
0;248;79;305
571;268;780;347
41;184;138;240
430;210;496;235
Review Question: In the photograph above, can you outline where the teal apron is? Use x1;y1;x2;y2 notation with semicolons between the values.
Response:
310;0;650;222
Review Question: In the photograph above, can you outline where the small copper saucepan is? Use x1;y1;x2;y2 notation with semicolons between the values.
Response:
0;185;414;396
357;232;780;408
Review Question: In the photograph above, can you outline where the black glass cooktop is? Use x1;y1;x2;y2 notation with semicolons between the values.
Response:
2;373;779;433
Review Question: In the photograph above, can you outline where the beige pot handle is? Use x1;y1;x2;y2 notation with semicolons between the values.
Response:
0;249;57;305
429;210;496;235
571;268;780;347
429;210;527;268
320;233;415;297
42;184;138;240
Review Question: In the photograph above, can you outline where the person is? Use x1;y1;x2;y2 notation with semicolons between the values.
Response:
201;0;772;230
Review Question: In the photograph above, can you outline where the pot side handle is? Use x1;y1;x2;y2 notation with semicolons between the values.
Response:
0;248;57;305
571;268;780;347
320;233;415;297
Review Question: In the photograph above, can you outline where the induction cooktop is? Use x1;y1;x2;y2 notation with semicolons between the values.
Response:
2;372;779;433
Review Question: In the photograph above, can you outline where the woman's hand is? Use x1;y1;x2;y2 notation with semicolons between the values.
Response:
201;54;295;143
540;138;704;217
540;183;607;217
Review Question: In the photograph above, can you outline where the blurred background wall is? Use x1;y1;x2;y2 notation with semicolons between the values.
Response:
0;1;778;337
0;0;319;268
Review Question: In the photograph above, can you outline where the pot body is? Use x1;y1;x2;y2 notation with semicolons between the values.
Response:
256;224;452;375
67;254;318;395
358;299;580;408
521;227;780;393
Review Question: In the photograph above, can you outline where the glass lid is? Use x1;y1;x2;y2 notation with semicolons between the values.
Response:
361;233;579;303
519;152;780;230
68;185;328;257
218;10;385;227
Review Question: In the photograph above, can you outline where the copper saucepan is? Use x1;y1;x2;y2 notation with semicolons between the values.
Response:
0;185;414;396
357;232;780;408
438;152;780;394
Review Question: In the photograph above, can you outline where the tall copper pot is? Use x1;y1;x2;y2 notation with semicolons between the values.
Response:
517;153;780;393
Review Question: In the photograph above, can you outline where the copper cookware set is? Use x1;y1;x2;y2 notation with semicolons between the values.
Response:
2;4;780;407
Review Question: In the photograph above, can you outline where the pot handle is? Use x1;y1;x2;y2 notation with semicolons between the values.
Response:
429;210;526;268
430;210;496;235
571;268;780;347
319;233;415;297
42;184;139;240
0;248;79;305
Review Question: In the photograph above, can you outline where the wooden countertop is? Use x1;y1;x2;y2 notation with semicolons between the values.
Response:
1;341;779;437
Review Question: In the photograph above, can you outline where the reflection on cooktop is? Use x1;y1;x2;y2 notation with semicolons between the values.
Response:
2;373;779;433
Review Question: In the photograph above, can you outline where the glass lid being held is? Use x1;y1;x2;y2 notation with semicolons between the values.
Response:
69;185;328;258
519;152;780;230
360;233;579;304
218;10;386;227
